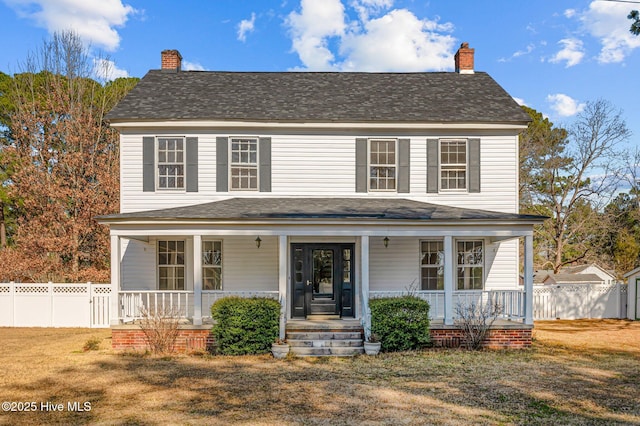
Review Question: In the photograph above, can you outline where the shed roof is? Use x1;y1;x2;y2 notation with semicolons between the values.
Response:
97;198;547;223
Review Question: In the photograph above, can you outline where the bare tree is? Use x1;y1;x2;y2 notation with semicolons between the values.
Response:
527;100;631;272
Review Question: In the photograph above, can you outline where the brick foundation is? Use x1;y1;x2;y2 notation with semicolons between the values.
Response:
111;326;215;353
430;326;532;349
111;323;532;352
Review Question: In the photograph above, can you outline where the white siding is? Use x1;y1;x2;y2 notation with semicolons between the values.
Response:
222;236;279;291
369;237;518;292
120;238;156;291
119;132;518;214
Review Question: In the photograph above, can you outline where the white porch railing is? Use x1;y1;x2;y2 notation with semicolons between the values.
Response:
119;291;193;321
369;290;525;321
201;291;280;319
118;290;280;322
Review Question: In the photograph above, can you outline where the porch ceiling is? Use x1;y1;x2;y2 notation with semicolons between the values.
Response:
98;197;547;225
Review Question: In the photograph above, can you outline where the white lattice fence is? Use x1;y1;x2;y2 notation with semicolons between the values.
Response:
533;283;627;320
0;282;111;328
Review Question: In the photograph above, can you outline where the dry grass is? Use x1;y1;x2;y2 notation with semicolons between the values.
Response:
0;320;639;425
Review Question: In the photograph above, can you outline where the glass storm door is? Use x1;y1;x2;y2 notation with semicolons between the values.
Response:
291;244;354;318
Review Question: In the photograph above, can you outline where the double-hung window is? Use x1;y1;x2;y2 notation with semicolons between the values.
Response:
456;240;484;290
202;240;223;290
158;240;185;290
369;139;397;191
157;137;185;189
230;138;258;190
421;241;444;290
440;139;467;191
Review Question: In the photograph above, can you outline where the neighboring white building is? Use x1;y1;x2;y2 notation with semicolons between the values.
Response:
624;267;640;320
99;44;545;349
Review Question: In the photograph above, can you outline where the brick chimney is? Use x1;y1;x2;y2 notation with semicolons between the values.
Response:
161;49;182;72
454;42;474;74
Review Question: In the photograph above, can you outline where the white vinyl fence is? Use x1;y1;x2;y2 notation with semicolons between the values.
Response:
0;282;111;328
533;283;627;320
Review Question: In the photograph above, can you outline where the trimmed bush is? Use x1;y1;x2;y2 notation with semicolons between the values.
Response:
370;296;431;352
211;297;280;355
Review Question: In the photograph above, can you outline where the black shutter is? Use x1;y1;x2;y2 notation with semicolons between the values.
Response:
398;138;410;193
355;138;367;193
427;138;438;193
468;138;481;193
216;136;228;192
259;137;272;192
186;137;198;192
142;137;155;192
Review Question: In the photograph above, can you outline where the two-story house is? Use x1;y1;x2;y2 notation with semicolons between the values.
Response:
99;44;545;353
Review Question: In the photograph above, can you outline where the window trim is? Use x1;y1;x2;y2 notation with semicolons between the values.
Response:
156;136;186;191
368;138;398;192
202;239;223;291
455;239;484;290
420;239;444;291
229;136;260;191
157;239;186;291
439;138;468;193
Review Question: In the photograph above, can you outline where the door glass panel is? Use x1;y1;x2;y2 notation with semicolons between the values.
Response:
313;249;333;296
294;248;303;283
343;249;352;282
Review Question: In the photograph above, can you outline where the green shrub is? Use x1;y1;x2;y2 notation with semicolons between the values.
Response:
211;296;280;355
369;296;431;352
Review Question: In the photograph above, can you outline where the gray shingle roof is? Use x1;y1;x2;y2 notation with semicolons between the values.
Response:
543;273;604;285
106;70;530;124
97;198;547;222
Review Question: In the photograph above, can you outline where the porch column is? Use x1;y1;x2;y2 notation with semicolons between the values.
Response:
109;234;120;326
278;235;287;339
193;235;203;326
360;235;371;338
523;234;534;325
443;235;454;325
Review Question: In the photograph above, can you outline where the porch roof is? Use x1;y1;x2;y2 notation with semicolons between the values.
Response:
98;198;547;224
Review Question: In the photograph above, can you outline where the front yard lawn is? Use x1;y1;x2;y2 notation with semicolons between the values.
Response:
0;319;638;425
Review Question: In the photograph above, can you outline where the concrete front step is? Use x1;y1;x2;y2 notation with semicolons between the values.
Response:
288;339;363;348
285;320;365;357
286;331;363;340
290;346;365;356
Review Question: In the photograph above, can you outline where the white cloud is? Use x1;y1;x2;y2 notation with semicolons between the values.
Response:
351;0;393;21
546;93;586;117
237;12;256;42
285;0;347;70
285;0;455;71
513;97;526;106
499;43;535;62
578;1;640;63
340;9;455;71
182;60;205;71
549;38;585;67
564;9;576;19
3;0;137;51
93;58;128;81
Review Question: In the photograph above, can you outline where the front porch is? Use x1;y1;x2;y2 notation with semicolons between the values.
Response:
98;198;544;352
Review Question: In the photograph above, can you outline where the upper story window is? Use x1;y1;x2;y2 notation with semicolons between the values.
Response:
440;139;467;191
230;138;258;190
421;240;444;290
457;240;484;290
157;137;185;189
369;139;397;191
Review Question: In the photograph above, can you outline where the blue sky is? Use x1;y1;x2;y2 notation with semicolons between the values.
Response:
1;0;639;149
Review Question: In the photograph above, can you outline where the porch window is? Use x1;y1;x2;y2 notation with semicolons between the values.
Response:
230;138;258;190
158;240;185;290
202;240;222;290
457;240;484;290
420;241;444;290
157;137;185;189
440;139;467;190
369;139;397;191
